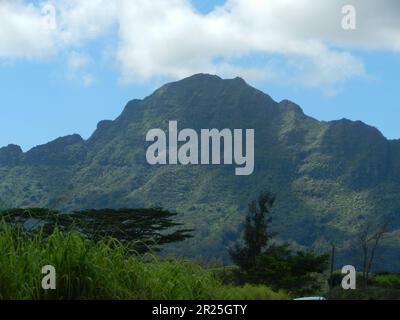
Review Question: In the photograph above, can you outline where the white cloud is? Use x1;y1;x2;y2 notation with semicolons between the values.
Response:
1;0;400;91
0;0;56;59
114;0;369;90
0;0;117;57
55;0;118;45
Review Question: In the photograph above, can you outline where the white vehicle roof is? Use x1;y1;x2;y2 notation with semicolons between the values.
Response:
294;297;327;300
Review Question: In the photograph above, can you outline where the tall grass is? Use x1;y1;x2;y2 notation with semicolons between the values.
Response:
0;223;287;300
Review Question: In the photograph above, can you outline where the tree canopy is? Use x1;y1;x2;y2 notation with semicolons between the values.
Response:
0;207;192;254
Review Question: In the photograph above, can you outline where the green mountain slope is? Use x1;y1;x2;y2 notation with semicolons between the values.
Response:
1;74;399;270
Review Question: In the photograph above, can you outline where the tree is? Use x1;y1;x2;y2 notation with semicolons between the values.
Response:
247;245;329;295
0;207;193;254
353;215;390;286
229;192;275;272
229;192;329;295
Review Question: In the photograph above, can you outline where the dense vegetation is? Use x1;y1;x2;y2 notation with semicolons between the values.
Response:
0;222;287;300
328;272;400;300
0;74;399;270
0;201;398;299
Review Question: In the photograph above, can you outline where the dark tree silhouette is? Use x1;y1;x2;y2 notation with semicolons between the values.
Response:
229;192;329;295
229;192;275;271
0;207;192;254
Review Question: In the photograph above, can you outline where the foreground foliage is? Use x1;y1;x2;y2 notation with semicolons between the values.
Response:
247;245;328;296
0;223;287;300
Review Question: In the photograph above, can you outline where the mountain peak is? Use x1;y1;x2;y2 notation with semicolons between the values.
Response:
0;144;23;166
177;73;248;86
183;73;222;81
149;73;258;105
0;144;22;153
22;134;86;166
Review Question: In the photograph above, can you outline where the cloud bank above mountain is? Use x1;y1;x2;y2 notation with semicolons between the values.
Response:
1;0;400;91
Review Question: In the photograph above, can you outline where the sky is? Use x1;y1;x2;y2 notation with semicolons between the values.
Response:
0;0;399;151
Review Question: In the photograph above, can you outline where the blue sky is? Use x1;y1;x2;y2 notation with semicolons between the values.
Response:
1;0;400;150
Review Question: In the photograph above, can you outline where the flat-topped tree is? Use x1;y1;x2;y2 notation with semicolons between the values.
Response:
0;207;192;254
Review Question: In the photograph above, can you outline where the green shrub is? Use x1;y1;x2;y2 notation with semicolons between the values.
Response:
210;266;240;285
245;245;329;296
372;274;400;290
214;284;288;300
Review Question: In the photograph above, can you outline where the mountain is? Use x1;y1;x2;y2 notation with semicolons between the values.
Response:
1;74;400;270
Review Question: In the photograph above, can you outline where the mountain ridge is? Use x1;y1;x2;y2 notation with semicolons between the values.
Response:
1;73;399;270
2;74;395;153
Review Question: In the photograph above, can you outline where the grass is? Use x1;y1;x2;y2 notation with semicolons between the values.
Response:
0;223;287;300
